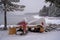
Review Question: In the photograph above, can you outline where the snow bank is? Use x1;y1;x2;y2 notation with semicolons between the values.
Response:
0;31;60;40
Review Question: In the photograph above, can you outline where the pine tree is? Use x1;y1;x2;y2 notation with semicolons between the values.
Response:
45;0;60;8
0;0;25;30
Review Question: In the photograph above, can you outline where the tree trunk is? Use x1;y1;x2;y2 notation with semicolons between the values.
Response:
4;8;7;30
3;0;7;30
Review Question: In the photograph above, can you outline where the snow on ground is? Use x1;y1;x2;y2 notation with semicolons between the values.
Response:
0;31;60;40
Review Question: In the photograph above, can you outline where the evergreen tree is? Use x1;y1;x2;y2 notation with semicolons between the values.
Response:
45;0;60;8
0;0;25;30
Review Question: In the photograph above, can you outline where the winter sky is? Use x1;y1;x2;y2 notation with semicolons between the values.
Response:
16;0;50;13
